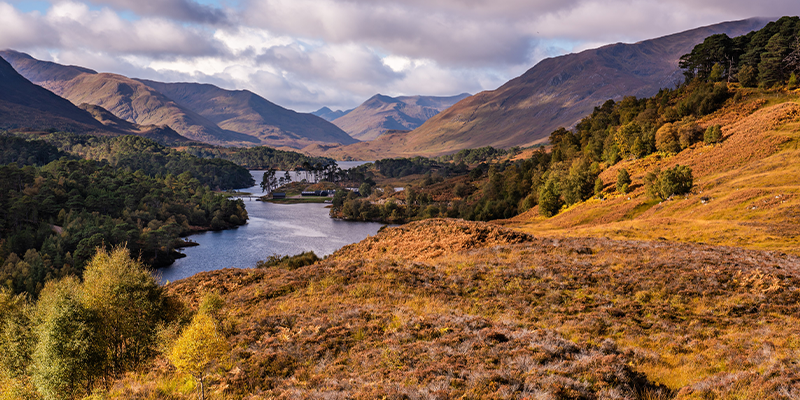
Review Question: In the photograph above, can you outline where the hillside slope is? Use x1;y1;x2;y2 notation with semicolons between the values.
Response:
136;80;358;149
331;93;471;141
137;218;800;399
323;18;770;159
505;90;800;255
78;103;194;145
1;50;257;146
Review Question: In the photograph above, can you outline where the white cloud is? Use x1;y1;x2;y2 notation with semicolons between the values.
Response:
2;0;795;113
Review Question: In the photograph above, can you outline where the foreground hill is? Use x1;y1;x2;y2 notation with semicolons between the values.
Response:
137;80;358;149
319;18;770;159
133;218;800;398
331;93;471;141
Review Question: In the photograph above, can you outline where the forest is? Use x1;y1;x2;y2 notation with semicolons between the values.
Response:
182;144;335;171
26;133;255;190
0;133;249;297
330;17;800;224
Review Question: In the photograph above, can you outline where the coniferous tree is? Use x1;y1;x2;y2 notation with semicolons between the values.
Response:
616;169;631;194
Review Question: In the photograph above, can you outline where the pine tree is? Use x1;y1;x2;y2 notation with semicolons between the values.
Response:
616;169;631;194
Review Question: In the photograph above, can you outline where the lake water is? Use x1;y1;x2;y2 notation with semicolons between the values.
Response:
156;163;383;283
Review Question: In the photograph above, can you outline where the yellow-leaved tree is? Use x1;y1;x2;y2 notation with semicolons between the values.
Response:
169;310;227;400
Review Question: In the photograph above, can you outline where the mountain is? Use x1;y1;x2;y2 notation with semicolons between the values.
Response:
0;54;112;134
321;18;771;159
78;103;193;145
331;93;471;141
0;50;356;148
136;80;358;149
312;106;351;121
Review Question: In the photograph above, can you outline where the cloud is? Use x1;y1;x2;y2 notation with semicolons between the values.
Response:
2;0;797;113
85;0;231;24
0;3;60;49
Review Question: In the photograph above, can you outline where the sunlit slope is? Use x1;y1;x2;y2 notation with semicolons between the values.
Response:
507;91;800;254
156;218;800;398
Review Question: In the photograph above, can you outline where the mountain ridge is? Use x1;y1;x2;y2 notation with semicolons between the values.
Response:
317;17;772;159
0;50;356;148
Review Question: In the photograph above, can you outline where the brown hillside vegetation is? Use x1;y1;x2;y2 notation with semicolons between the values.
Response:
508;90;800;255
134;218;800;399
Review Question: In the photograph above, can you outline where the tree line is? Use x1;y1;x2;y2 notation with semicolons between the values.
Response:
183;144;335;171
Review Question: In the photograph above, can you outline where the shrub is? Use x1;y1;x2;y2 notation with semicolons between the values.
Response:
257;252;320;270
704;125;723;144
677;119;703;149
655;123;681;153
644;165;694;200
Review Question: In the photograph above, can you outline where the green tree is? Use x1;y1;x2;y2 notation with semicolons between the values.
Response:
169;310;228;400
31;277;103;400
359;182;373;197
644;165;693;200
616;169;632;194
704;125;723;144
81;247;165;378
738;64;758;87
758;34;788;86
538;177;561;217
260;169;277;194
593;177;604;196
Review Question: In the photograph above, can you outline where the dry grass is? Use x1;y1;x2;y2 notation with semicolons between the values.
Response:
506;95;800;256
125;219;800;399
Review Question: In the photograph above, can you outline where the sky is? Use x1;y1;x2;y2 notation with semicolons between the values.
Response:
0;1;796;112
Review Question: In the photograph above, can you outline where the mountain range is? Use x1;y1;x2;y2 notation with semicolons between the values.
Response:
312;17;772;159
0;54;191;144
0;50;357;149
327;93;471;141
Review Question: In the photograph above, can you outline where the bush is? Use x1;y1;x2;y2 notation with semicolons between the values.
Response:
704;125;723;144
678;119;703;149
644;165;693;200
257;252;320;270
655;123;681;153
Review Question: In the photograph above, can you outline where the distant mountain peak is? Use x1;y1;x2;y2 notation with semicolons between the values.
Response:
331;93;471;141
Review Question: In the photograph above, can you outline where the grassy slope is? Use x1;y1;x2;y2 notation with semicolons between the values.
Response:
99;218;800;399
506;89;800;256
